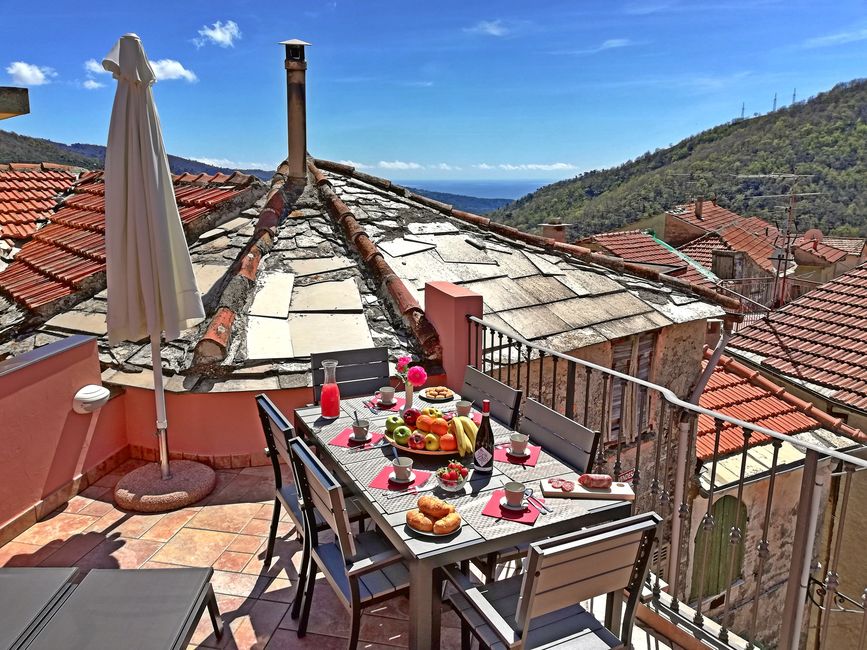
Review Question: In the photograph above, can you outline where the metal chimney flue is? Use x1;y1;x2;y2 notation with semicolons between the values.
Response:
280;39;311;185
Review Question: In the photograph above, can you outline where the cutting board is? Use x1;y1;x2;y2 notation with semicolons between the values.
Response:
539;473;635;501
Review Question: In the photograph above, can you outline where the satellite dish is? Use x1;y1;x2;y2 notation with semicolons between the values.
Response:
803;228;823;243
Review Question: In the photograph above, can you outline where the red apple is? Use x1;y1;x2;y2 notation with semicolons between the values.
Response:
402;408;421;427
408;432;426;450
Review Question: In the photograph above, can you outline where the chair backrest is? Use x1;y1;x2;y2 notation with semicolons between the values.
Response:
515;512;660;643
519;398;599;473
311;347;391;404
255;394;296;490
461;366;523;428
288;437;357;559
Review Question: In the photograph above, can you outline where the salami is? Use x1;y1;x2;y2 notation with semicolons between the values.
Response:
549;478;564;488
578;474;613;489
560;481;575;492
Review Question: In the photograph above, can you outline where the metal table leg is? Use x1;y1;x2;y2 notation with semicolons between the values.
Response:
408;561;442;650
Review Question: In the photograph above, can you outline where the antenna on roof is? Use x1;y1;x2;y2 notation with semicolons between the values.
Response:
740;102;745;119
792;88;797;104
773;93;777;112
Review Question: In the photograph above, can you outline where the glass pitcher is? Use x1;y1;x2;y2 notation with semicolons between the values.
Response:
320;359;341;419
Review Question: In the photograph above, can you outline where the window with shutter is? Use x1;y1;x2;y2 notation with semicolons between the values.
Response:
608;333;655;443
690;495;747;601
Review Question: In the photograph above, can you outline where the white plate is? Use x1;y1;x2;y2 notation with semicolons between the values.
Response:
504;448;530;459
347;432;372;444
405;519;463;537
388;471;416;484
499;497;527;511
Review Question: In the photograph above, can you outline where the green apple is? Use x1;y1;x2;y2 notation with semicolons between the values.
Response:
421;407;442;420
392;426;412;445
385;415;404;433
424;433;440;452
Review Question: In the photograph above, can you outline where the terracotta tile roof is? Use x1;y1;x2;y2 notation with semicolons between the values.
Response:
678;224;781;275
697;349;864;461
728;264;867;412
0;164;83;244
667;201;778;239
792;236;848;264
0;169;255;311
821;236;866;256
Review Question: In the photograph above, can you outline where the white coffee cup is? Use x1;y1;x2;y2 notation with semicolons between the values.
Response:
456;400;472;417
509;433;529;455
376;386;396;405
504;481;525;508
392;457;413;481
351;419;370;441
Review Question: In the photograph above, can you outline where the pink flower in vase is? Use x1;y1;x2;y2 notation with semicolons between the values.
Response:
396;355;412;373
407;365;428;387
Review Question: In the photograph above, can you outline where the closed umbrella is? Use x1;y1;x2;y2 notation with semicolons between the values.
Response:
103;34;205;480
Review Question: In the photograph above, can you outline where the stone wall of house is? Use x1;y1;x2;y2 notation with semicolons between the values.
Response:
684;459;834;646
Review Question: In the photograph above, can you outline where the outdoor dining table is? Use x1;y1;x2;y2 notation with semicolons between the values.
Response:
294;390;633;650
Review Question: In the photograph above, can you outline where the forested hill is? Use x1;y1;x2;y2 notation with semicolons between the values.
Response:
491;79;867;237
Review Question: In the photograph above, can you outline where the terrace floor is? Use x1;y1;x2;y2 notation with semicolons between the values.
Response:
0;459;677;649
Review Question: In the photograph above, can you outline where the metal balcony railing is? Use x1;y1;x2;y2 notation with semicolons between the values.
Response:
467;314;867;649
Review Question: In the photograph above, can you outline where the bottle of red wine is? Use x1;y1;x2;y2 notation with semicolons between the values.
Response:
473;400;494;473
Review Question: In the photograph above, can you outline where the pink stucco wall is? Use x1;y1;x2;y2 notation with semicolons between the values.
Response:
424;282;482;390
0;337;127;528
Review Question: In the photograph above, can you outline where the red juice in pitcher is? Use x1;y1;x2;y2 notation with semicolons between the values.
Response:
320;359;341;419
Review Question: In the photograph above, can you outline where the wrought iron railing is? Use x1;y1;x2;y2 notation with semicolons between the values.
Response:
467;314;867;649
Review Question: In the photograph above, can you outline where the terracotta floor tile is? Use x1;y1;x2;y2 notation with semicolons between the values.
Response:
0;541;58;567
214;551;254;572
79;485;111;500
211;570;270;598
187;503;263;534
259;577;299;604
93;472;124;488
242;538;300;578
141;508;199;542
85;510;165;539
140;561;183;569
239;518;293;538
37;531;110;567
252;503;273;521
12;512;100;547
151;528;236;567
79;499;117;517
191;593;249;648
266;629;395;649
62;495;95;514
211;476;275;505
228;534;265;554
229;598;289;650
75;536;163;570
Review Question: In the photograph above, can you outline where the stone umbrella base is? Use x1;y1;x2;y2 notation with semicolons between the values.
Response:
114;460;216;513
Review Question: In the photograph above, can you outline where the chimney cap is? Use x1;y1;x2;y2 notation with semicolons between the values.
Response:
279;39;312;46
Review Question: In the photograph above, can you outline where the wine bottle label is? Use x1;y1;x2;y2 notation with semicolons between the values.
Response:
474;447;493;467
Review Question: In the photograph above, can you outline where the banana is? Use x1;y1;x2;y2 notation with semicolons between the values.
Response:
461;417;477;447
452;417;466;455
456;418;470;456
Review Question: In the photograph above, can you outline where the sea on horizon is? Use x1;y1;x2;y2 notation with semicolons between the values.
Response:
393;179;553;200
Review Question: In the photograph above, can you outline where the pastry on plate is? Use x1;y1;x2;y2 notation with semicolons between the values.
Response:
406;509;435;532
433;512;461;535
418;494;455;520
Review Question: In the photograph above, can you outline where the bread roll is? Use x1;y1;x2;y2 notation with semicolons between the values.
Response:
406;509;435;532
433;512;461;535
418;495;455;520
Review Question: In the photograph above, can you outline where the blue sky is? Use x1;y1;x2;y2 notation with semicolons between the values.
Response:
2;0;867;181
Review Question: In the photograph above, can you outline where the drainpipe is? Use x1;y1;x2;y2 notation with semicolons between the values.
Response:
280;39;310;186
688;322;731;404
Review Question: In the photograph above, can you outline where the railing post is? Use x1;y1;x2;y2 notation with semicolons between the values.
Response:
668;416;691;592
779;448;824;650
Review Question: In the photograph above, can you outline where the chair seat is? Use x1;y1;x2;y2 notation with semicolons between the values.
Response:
447;573;622;650
278;486;366;531
312;531;409;607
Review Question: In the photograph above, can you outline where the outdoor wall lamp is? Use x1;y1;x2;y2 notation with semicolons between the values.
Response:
72;384;110;414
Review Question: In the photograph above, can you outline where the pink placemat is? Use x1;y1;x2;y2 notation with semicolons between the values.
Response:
481;489;543;525
446;411;482;425
368;465;432;491
366;396;406;412
493;443;542;466
329;428;385;449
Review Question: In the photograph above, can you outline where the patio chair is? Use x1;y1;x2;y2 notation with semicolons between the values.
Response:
445;512;661;650
288;437;410;649
311;347;391;404
461;365;523;429
520;398;599;473
255;394;366;616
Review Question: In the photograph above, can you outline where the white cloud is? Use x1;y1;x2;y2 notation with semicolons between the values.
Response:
475;162;577;172
6;61;56;86
464;20;509;37
194;20;241;48
84;58;109;75
553;38;633;55
83;79;104;90
337;160;373;169
378;160;423;170
804;27;867;48
430;163;461;171
149;59;198;82
402;80;434;88
473;163;495;170
192;157;272;169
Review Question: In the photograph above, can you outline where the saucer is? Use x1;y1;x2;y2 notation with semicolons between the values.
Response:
376;400;396;408
499;497;527;511
505;448;530;458
349;432;372;444
389;471;416;484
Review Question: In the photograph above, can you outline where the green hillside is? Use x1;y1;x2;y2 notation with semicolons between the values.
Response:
0;130;101;169
492;79;867;238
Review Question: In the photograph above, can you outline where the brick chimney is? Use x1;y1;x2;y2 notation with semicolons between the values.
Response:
280;39;310;186
541;220;567;243
694;197;704;220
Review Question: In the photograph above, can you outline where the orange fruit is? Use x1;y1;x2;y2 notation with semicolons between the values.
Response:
439;433;457;451
416;414;434;433
431;418;449;436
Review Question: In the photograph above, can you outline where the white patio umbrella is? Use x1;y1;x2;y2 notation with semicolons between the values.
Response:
103;34;205;480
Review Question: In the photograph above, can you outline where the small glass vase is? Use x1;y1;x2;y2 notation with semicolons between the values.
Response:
403;381;413;416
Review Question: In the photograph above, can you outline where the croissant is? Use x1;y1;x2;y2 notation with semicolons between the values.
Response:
433;512;461;535
406;509;435;532
418;495;455;520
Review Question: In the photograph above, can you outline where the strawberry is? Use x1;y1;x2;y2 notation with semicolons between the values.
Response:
460;467;468;477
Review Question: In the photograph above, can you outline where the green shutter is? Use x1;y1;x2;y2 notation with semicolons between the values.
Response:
690;495;747;601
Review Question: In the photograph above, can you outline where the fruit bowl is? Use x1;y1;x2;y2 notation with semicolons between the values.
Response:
436;462;469;492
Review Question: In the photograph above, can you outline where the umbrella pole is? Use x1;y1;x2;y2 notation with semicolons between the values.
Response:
151;333;172;480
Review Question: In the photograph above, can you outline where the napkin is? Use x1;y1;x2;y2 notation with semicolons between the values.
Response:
481;489;543;525
368;465;432;491
329;427;385;448
493;443;542;467
366;396;406;412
